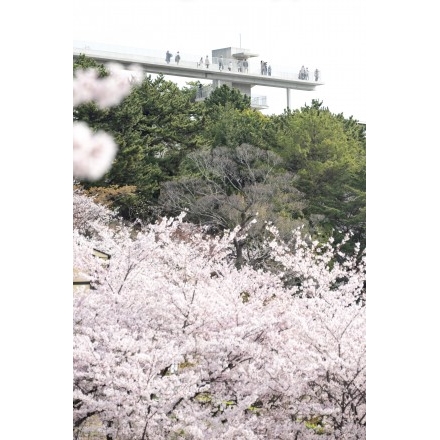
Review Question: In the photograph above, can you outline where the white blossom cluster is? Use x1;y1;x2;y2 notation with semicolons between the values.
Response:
73;121;117;181
73;190;366;439
73;62;143;108
73;63;143;181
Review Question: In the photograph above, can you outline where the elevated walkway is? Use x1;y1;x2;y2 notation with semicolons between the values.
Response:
73;42;324;110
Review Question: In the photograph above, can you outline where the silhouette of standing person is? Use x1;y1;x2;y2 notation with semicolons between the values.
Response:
314;68;319;81
175;51;181;65
218;55;224;71
268;65;272;76
165;50;172;64
243;59;248;73
198;57;203;68
205;55;210;69
228;61;232;71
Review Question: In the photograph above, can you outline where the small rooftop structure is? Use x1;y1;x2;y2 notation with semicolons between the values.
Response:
212;47;259;61
232;51;259;60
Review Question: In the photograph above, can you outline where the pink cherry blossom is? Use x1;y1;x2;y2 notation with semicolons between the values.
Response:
73;121;117;181
73;63;143;108
73;190;366;439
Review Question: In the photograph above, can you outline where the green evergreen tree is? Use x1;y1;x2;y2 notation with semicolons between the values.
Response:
74;57;204;220
272;101;366;250
204;84;251;111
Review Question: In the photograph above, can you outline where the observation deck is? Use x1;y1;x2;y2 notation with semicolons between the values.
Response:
73;42;324;111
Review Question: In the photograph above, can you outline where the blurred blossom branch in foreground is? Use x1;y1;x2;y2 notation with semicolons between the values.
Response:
73;122;117;181
73;62;143;181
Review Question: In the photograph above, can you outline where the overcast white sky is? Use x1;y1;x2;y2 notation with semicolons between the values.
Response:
73;0;366;121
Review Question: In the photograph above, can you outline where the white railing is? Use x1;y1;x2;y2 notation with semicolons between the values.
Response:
204;57;321;82
74;41;323;83
251;96;268;108
195;84;213;100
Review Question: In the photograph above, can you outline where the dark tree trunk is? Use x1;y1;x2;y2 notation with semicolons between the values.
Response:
234;238;243;270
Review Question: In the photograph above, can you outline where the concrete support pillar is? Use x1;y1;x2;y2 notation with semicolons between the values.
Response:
286;88;290;110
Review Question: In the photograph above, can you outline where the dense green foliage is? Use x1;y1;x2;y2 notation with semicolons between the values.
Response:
272;102;366;248
204;84;251;111
73;54;108;77
74;56;203;219
73;56;366;253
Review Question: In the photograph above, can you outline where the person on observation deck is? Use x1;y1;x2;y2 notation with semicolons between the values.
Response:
165;50;172;64
205;55;210;69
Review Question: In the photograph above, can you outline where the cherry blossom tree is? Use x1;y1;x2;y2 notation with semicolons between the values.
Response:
73;190;365;439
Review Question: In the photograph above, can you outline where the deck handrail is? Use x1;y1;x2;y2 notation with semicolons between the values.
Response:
73;41;323;83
